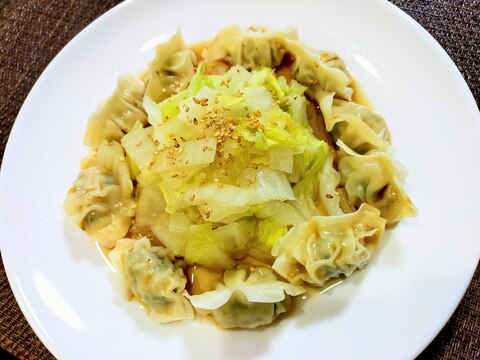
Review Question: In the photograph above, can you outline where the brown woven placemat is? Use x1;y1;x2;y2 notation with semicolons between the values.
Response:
0;0;479;359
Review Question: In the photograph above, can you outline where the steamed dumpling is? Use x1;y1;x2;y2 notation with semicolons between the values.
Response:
64;140;135;248
206;25;298;70
285;39;353;101
109;237;194;323
272;204;386;286
318;152;352;216
322;99;390;153
145;31;197;103
337;141;417;225
206;25;353;103
84;74;147;147
188;267;304;328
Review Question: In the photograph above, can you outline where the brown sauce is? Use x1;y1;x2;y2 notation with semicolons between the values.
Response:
189;40;211;62
186;265;223;295
351;78;372;108
189;40;231;75
235;255;273;268
274;53;295;83
296;277;344;301
306;100;336;149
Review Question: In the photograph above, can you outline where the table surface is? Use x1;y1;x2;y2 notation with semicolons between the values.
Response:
0;0;479;359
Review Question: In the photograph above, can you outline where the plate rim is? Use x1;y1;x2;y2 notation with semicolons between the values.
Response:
1;0;479;358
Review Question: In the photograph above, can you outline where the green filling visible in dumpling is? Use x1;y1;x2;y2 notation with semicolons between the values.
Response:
64;140;135;248
84;74;147;147
188;267;304;329
119;238;194;323
211;292;277;329
206;25;297;70
337;141;417;224
145;31;197;103
272;203;386;286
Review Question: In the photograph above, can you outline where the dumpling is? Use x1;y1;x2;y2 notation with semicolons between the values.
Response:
84;74;147;147
187;267;304;328
321;99;390;153
109;237;194;323
145;31;197;103
131;182;166;233
337;141;417;225
318;152;350;216
205;25;353;103
205;25;298;71
272;203;386;286
330;100;390;140
64;140;135;248
285;39;353;101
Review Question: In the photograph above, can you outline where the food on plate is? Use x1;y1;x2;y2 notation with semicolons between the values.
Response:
65;25;416;329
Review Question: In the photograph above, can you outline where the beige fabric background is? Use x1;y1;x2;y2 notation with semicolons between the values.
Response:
0;0;479;359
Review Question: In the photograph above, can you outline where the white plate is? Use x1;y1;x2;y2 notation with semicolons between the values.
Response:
1;0;479;359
